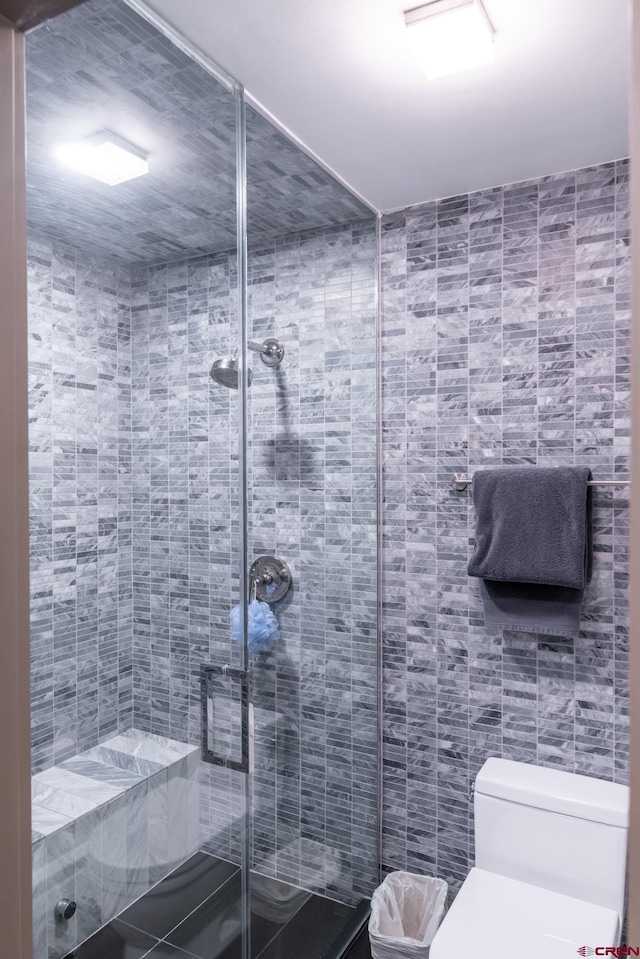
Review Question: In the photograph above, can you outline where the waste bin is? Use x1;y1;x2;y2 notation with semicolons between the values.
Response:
368;871;448;959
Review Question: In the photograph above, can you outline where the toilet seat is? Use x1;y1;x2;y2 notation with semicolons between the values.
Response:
430;868;619;959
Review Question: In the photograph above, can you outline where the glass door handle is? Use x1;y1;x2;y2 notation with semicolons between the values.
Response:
201;664;252;773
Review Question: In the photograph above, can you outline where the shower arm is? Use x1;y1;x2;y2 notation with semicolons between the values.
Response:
247;338;285;368
248;339;275;357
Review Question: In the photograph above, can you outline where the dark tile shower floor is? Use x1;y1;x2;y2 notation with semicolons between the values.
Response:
64;851;367;959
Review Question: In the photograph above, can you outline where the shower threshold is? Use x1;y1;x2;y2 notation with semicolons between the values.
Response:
63;850;370;959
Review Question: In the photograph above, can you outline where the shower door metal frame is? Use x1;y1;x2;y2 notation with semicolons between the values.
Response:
629;0;640;939
235;80;254;959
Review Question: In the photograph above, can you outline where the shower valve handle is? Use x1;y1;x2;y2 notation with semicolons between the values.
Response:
254;571;280;587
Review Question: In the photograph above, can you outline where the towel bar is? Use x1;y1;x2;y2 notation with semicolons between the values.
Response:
451;472;630;491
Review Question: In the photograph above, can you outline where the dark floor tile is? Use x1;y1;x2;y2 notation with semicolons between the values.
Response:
64;919;158;959
142;944;199;958
166;873;283;959
256;895;355;959
119;852;238;939
344;927;372;959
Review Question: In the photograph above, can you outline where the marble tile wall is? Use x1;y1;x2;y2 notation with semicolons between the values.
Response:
28;235;133;773
30;156;630;913
130;246;244;866
380;160;631;891
246;222;379;902
129;220;379;902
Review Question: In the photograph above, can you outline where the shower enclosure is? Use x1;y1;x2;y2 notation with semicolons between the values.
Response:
26;2;379;958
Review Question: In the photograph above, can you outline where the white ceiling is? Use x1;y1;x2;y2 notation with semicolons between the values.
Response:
142;0;631;212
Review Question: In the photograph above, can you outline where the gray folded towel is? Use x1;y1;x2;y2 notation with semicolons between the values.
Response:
479;580;584;638
468;467;593;638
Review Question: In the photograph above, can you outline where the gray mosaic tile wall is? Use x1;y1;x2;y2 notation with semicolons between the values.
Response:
380;159;631;892
130;247;244;865
246;222;378;901
28;235;133;774
129;220;379;902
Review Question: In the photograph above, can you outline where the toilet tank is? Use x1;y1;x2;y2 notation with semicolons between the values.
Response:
474;759;629;919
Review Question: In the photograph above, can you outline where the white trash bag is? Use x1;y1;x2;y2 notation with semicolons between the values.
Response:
369;871;448;959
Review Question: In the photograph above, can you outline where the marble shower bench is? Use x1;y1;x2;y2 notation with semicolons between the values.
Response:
31;729;200;959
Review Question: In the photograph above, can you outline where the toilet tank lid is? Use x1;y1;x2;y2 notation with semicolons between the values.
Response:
475;759;629;828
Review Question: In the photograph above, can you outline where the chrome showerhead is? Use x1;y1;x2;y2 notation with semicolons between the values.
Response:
210;338;284;390
209;356;253;389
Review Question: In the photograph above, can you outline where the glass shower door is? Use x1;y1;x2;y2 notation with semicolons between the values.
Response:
26;1;378;956
26;3;253;957
243;105;380;957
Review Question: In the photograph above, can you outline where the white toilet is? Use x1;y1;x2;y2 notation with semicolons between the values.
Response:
430;758;629;958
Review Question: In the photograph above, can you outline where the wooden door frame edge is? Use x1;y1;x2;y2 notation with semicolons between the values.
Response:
0;17;33;959
0;0;86;32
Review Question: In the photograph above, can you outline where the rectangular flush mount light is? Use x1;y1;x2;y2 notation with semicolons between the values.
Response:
54;134;149;186
404;0;495;79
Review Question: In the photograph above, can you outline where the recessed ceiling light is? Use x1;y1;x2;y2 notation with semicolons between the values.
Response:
404;0;495;80
53;136;149;186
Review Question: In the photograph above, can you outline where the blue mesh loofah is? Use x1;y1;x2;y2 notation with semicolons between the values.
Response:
231;600;280;654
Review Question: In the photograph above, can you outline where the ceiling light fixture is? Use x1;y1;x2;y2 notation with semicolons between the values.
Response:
54;134;149;186
404;0;495;80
